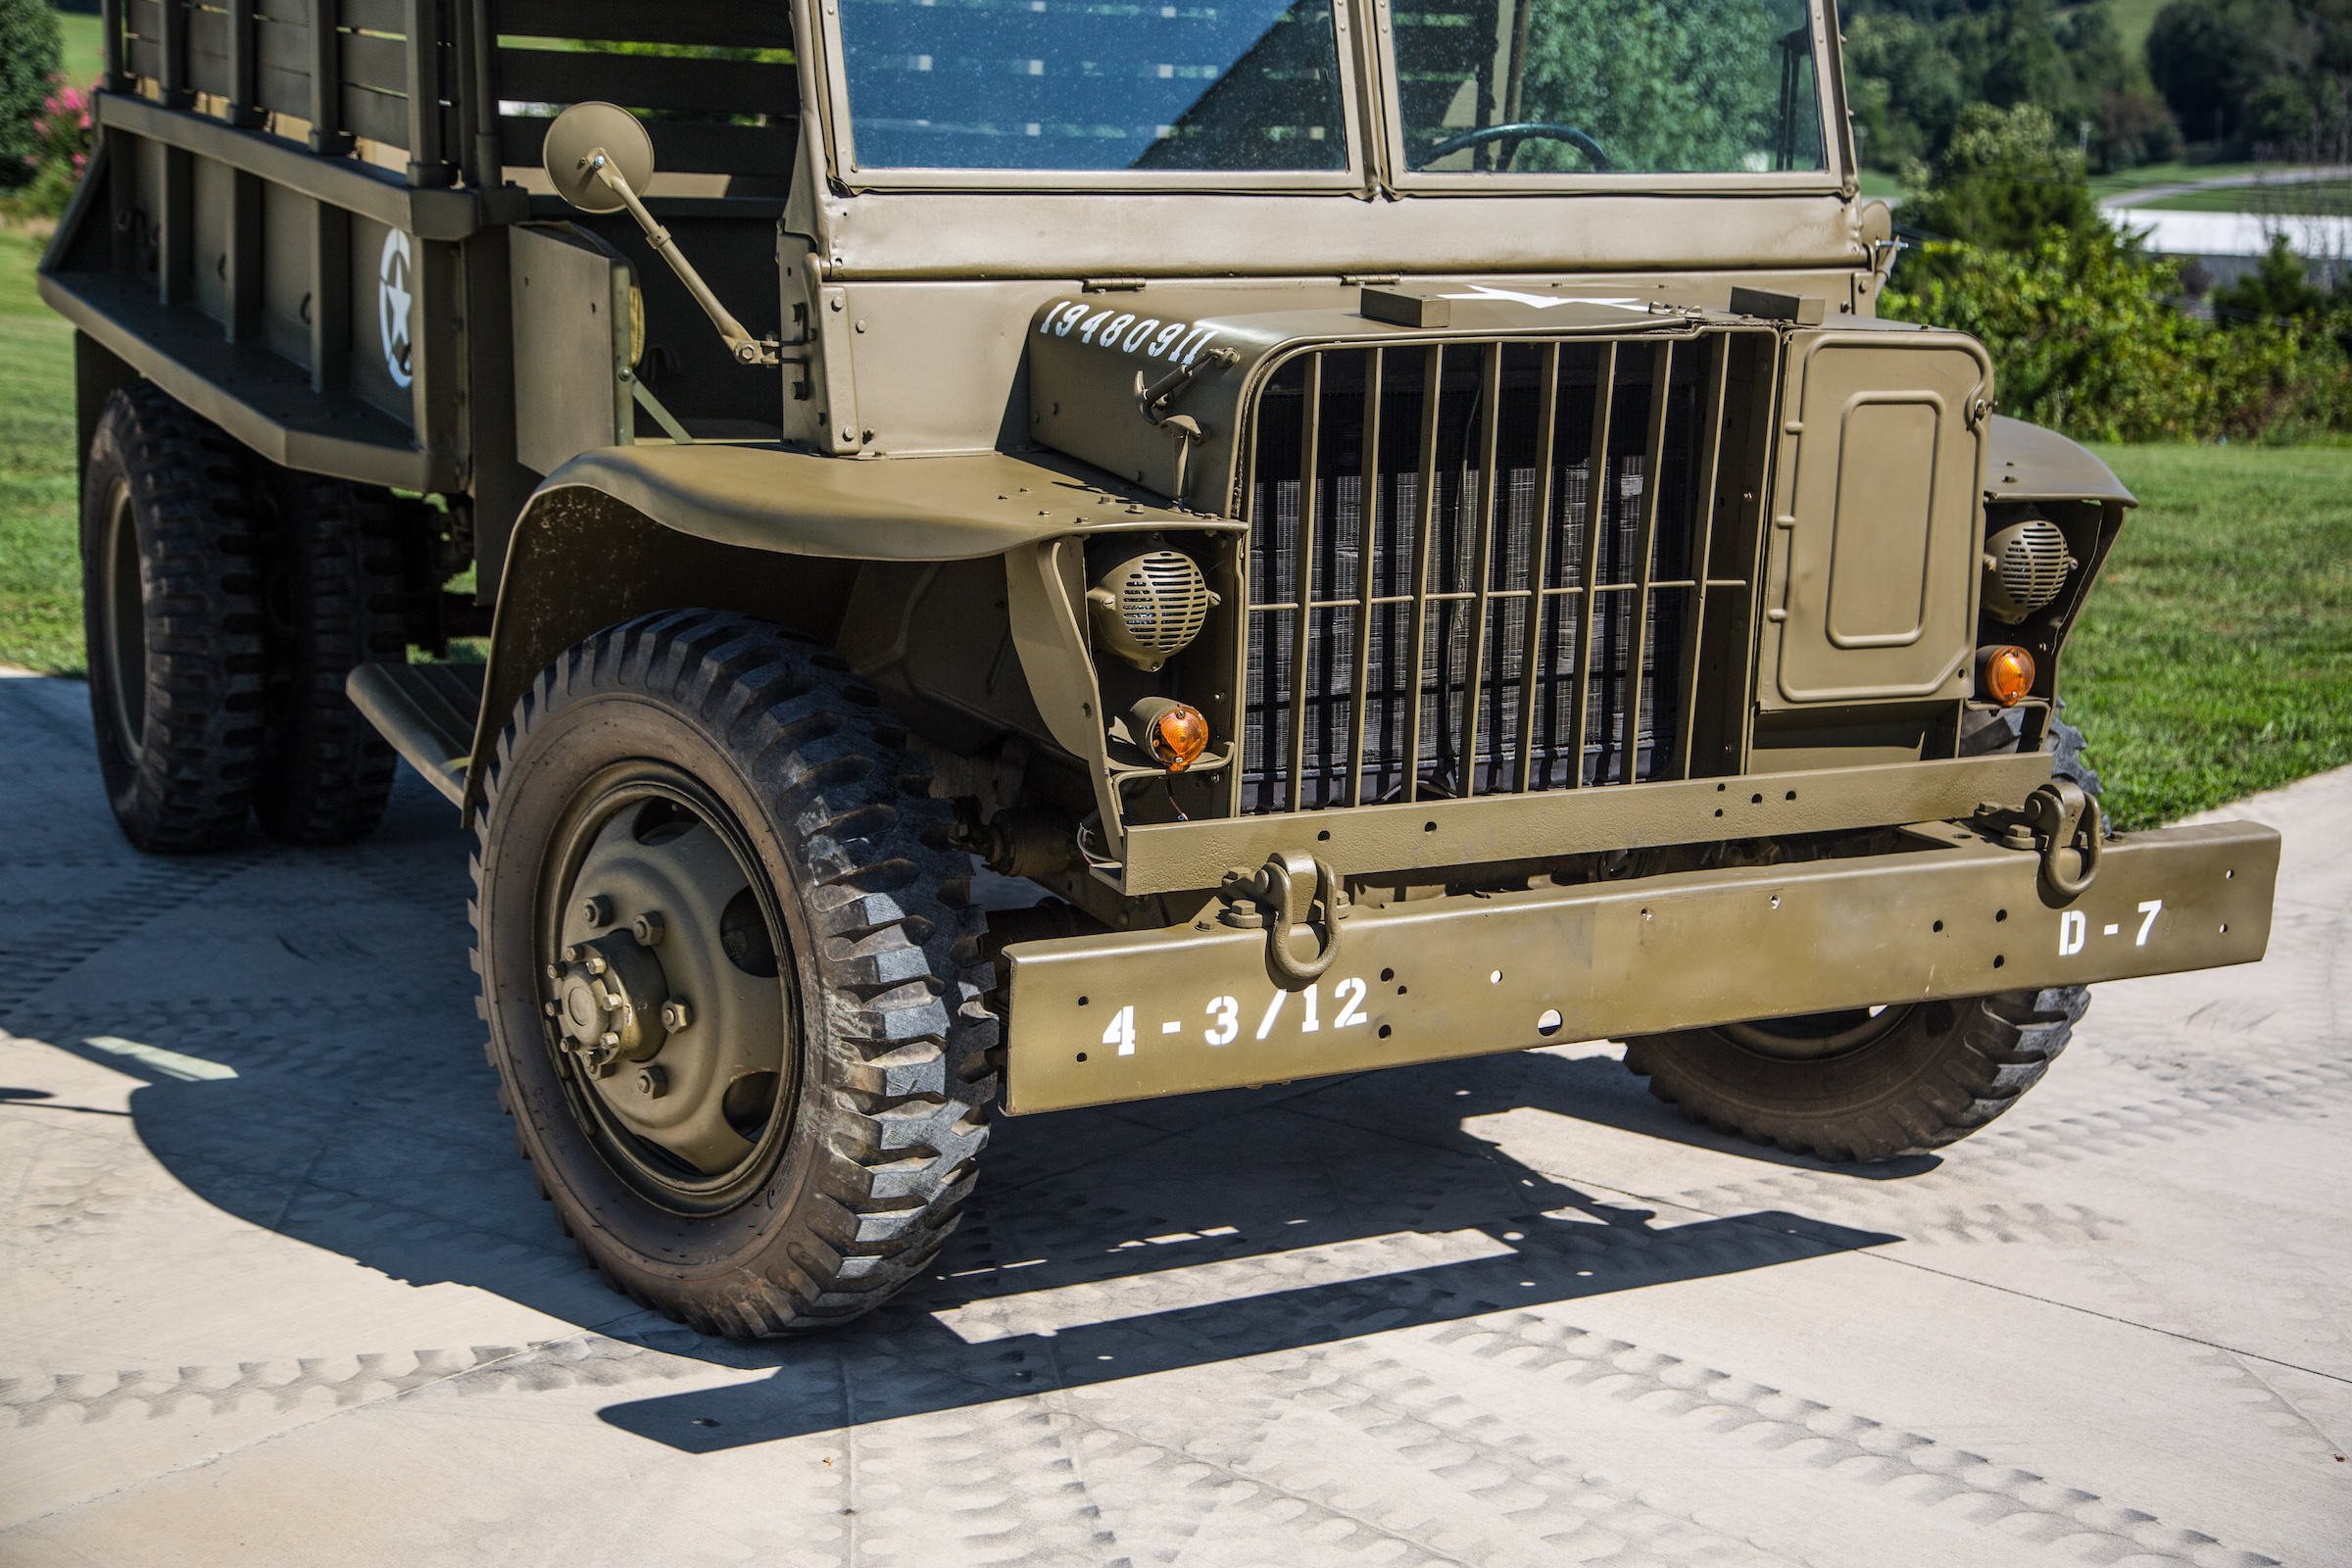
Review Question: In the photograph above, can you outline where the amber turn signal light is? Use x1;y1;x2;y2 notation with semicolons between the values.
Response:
1132;698;1210;772
1977;644;2035;707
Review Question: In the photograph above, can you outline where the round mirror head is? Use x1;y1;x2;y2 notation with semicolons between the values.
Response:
542;102;656;215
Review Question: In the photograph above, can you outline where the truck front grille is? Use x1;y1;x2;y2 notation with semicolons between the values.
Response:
1240;331;1764;813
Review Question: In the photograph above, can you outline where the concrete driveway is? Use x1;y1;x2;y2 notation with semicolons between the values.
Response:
1;668;2345;1567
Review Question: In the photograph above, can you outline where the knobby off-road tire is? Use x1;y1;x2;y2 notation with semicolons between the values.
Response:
254;475;406;846
79;385;269;853
472;612;998;1336
1623;710;2102;1163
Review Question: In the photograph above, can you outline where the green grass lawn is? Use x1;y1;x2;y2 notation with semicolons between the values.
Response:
2069;444;2352;827
1;229;2345;824
56;8;105;91
0;225;80;677
2134;179;2352;217
2085;158;2273;202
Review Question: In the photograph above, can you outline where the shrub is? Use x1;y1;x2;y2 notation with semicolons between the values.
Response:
0;0;65;189
5;79;92;220
1884;228;2352;442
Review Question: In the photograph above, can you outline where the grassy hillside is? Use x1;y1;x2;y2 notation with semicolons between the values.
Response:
0;231;2344;823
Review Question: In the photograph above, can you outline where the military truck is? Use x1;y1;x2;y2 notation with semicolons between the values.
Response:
41;0;2279;1336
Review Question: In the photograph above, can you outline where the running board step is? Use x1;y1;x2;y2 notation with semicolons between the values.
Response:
346;661;485;809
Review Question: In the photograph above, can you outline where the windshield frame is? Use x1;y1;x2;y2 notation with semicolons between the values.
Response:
1372;0;1845;194
812;0;1374;192
808;0;1849;194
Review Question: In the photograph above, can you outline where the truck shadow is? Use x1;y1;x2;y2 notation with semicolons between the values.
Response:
5;761;1912;1452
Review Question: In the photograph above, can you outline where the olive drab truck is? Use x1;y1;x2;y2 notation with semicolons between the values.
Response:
40;0;2280;1335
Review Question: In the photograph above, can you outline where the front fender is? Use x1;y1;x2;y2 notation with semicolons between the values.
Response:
465;443;1239;814
1984;415;2135;508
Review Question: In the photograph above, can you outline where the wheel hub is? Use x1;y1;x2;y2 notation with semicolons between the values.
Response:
540;784;791;1191
544;934;670;1077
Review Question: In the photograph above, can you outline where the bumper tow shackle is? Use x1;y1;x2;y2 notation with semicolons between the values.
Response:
2023;778;2104;901
1220;852;1347;987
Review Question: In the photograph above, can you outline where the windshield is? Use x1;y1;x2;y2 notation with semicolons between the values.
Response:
836;0;1352;172
1393;0;1826;175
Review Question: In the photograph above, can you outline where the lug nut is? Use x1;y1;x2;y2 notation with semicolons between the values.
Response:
599;1030;620;1049
632;910;665;947
543;1000;562;1017
660;1000;692;1032
636;1066;667;1098
544;963;563;983
581;895;612;928
561;945;583;964
583;953;608;976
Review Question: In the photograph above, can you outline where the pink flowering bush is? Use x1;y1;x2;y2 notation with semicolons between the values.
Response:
8;79;93;220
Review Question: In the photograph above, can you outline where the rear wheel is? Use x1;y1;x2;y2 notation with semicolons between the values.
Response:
254;474;406;846
78;385;268;853
1624;709;2101;1163
472;611;997;1336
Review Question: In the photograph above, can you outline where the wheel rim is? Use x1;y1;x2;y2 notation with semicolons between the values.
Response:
1716;1004;1917;1061
97;479;146;762
535;761;798;1214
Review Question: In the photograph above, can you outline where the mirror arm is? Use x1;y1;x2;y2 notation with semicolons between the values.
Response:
589;152;782;369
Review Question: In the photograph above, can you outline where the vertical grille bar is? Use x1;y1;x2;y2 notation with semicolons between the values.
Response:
1401;344;1444;804
1347;348;1384;807
1284;354;1323;812
1513;342;1562;793
1568;342;1618;778
1618;341;1673;785
1457;342;1503;795
1674;334;1733;781
1240;330;1749;813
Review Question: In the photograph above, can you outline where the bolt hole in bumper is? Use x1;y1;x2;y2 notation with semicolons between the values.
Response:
1000;819;2280;1114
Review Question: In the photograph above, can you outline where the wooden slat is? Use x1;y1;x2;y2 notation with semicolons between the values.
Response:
309;0;349;154
340;0;410;35
496;48;800;117
342;82;413;147
495;0;794;50
341;29;414;95
499;114;796;174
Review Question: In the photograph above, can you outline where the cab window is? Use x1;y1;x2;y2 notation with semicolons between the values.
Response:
838;0;1352;172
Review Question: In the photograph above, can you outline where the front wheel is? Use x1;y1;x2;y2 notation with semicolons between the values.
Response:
1628;710;2102;1163
1621;990;2086;1162
472;612;997;1336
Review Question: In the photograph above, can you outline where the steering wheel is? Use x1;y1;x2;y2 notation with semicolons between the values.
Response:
1415;122;1612;172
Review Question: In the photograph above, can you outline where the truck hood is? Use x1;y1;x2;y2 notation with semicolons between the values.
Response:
1024;281;1718;513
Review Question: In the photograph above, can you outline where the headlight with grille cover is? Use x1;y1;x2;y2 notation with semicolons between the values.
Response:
1085;542;1215;671
1982;516;2077;624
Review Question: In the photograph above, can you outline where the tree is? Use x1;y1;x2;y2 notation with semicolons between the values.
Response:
1902;102;2103;250
1847;12;1969;168
1511;0;1795;173
0;0;64;190
1986;0;2077;115
2212;235;2328;323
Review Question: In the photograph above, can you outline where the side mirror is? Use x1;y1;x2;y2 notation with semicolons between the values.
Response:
542;101;657;215
534;102;779;370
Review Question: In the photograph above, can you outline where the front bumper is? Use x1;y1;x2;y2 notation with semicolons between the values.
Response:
1001;818;2280;1113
